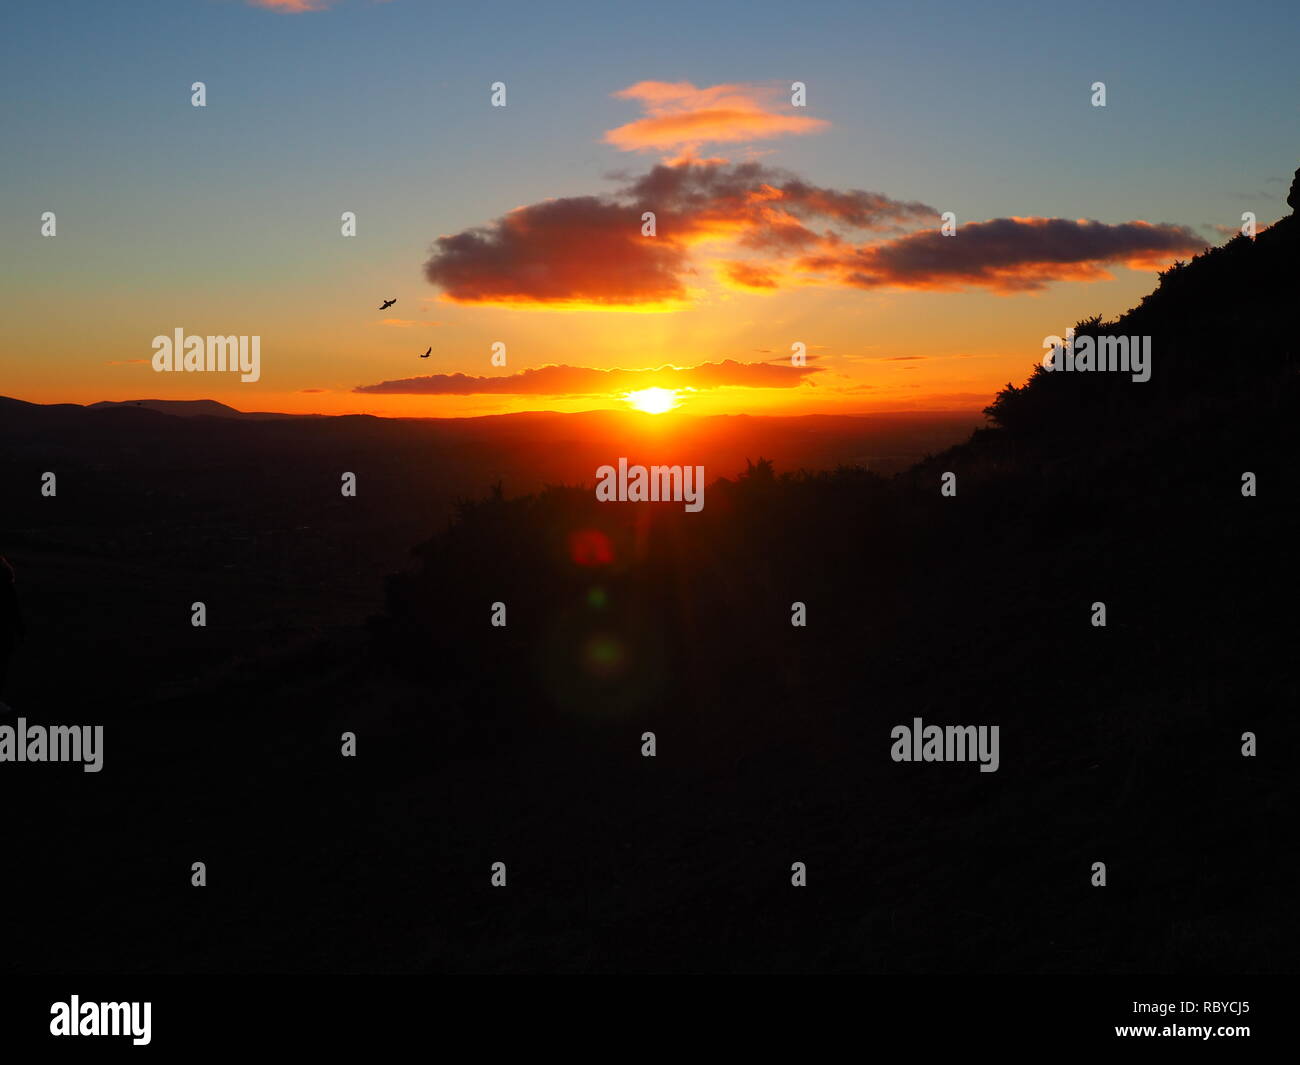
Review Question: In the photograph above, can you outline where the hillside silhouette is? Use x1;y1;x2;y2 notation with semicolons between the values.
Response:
367;182;1300;971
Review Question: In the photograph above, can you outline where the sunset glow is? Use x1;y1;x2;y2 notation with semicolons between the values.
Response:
625;387;681;414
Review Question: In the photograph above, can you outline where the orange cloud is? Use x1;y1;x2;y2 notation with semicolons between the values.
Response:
423;161;933;309
425;196;694;309
355;360;820;396
623;162;934;246
721;261;780;289
605;81;828;156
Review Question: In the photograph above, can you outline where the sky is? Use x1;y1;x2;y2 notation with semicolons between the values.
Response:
2;0;1298;418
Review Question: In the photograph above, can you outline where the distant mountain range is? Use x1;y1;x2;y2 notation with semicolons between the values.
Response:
0;396;981;482
85;398;314;420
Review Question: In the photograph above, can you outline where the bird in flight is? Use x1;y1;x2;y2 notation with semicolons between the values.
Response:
420;347;431;358
379;298;397;310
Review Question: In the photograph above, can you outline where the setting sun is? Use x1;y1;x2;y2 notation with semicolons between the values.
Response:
625;387;680;414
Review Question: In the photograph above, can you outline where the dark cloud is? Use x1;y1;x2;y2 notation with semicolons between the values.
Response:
422;161;1203;305
422;161;935;308
355;359;820;396
621;162;935;247
798;217;1207;292
424;196;692;308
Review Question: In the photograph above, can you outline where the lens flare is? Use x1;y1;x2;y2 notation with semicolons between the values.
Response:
583;634;626;676
569;529;614;566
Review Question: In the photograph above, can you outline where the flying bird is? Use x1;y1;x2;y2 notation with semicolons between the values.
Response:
379;298;397;310
420;347;431;358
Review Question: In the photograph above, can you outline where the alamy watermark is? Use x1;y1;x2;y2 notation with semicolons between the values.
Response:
151;328;261;382
0;718;103;772
595;459;704;512
50;996;150;1045
890;717;999;772
1042;329;1151;382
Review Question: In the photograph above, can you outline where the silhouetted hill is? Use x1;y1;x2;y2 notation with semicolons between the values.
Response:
86;398;312;420
964;212;1299;456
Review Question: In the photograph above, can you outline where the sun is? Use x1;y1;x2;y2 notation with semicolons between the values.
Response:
625;387;680;414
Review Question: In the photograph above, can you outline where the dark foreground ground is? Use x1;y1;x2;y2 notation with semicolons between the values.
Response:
1;397;1295;973
2;460;1294;974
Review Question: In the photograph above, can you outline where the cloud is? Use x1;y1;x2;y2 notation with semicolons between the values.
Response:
722;261;779;289
1207;222;1260;239
605;81;828;157
425;195;694;310
421;152;1204;307
762;352;824;365
797;217;1206;293
623;161;934;244
423;161;935;309
354;359;820;396
247;0;332;11
299;388;326;393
